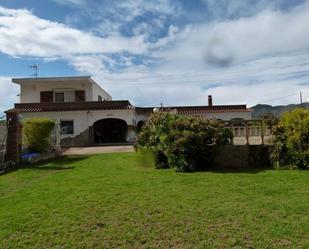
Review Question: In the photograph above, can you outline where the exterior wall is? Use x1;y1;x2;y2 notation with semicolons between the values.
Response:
136;114;149;123
20;109;137;145
20;82;94;103
92;83;112;101
17;109;251;147
180;111;252;120
21;111;89;139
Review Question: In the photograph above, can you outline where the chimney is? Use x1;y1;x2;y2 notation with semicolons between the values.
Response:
208;95;213;106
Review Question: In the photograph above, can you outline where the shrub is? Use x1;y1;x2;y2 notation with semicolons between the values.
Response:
23;118;55;153
271;108;309;169
135;111;233;172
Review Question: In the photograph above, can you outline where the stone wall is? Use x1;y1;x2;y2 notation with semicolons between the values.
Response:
61;127;91;147
213;145;273;169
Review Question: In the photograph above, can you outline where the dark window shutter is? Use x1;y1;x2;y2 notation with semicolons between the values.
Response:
75;90;85;101
40;91;53;103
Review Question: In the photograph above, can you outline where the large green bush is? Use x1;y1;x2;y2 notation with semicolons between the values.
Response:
135;111;233;172
23;118;55;153
272;108;309;169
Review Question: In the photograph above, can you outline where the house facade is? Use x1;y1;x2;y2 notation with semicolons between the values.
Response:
6;76;252;147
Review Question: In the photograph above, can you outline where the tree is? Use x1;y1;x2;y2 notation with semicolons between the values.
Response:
272;108;309;169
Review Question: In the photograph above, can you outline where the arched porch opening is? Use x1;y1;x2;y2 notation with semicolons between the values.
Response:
93;118;128;144
136;120;145;133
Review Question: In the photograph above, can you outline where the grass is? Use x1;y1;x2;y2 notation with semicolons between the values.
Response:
0;153;308;248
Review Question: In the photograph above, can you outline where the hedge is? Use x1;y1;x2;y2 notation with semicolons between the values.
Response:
135;111;233;172
23;118;55;153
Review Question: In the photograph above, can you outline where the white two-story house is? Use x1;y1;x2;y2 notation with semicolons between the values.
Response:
6;76;252;147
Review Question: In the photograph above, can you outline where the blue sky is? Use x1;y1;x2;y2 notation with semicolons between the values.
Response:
1;0;309;115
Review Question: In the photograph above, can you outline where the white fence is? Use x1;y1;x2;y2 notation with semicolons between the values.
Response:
224;120;275;145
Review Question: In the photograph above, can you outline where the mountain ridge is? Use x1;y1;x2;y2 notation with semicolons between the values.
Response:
250;103;309;119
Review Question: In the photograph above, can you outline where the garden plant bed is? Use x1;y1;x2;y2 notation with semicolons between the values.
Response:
0;153;308;248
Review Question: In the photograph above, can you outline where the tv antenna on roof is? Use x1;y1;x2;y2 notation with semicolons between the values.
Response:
29;64;38;78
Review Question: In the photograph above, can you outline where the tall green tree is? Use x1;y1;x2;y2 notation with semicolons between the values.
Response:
272;108;309;169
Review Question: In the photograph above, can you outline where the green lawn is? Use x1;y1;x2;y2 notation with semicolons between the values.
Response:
0;153;308;248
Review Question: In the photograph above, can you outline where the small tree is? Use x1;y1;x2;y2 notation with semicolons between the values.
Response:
23;118;55;153
136;111;233;172
272;108;309;169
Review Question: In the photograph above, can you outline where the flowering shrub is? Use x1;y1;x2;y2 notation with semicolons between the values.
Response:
272;108;309;169
135;111;233;172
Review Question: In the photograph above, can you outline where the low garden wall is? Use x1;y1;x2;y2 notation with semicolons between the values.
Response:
213;145;273;169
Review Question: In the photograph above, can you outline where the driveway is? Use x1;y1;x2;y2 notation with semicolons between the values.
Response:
61;145;134;156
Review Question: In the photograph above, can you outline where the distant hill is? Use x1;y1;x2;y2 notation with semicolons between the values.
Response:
250;103;309;119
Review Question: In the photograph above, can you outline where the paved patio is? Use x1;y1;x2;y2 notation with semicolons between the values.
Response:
61;145;134;156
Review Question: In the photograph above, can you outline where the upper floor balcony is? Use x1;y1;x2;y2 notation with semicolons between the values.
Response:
12;76;112;103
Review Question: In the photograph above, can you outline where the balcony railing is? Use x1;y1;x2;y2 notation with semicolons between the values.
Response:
222;120;275;145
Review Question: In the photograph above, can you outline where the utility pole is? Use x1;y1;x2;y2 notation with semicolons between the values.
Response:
300;91;303;107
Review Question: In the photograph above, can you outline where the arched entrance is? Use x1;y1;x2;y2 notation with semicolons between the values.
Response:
136;120;145;133
93;118;128;144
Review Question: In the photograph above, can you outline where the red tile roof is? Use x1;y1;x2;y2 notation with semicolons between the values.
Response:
6;101;133;113
135;105;251;115
6;102;251;114
175;105;251;114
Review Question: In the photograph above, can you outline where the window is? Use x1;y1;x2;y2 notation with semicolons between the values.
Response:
55;92;65;102
75;90;85;101
98;95;102;101
40;91;53;103
60;120;74;134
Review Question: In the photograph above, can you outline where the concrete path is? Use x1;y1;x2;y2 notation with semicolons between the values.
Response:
61;145;134;156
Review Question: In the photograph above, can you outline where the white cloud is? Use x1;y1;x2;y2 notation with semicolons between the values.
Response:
51;0;86;7
0;6;150;58
53;0;181;16
117;0;181;18
1;1;309;114
58;0;182;40
87;52;309;107
201;0;293;18
159;2;309;67
0;77;19;115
